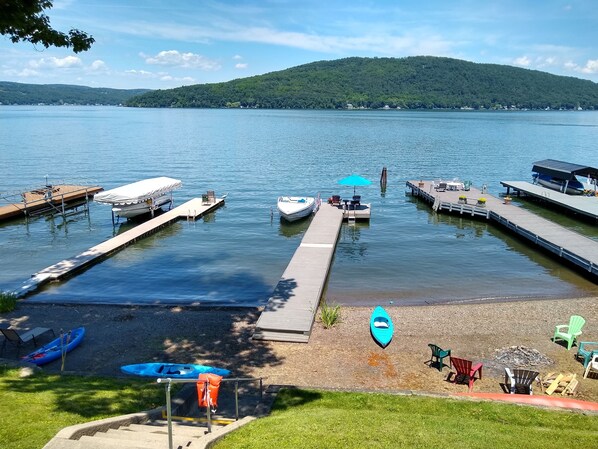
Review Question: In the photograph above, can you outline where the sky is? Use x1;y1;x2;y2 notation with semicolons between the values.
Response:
1;0;597;90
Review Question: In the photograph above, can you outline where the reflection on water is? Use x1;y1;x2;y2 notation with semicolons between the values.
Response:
277;216;311;238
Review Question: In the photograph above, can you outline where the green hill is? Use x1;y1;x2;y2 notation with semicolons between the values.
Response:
0;81;149;105
125;56;598;110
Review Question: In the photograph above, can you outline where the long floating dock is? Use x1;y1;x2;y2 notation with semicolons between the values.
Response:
253;203;344;343
501;180;598;221
0;184;103;222
16;197;225;298
407;180;598;278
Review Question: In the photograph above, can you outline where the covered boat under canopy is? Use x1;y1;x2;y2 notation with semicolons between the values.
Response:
532;159;598;180
94;177;182;219
94;177;182;205
532;159;598;194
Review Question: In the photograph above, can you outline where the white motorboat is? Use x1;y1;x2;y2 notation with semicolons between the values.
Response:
277;196;317;222
94;177;182;219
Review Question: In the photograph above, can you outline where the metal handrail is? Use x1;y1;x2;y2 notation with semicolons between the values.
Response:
156;376;263;449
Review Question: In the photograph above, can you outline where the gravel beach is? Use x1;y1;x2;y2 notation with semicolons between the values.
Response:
1;297;597;401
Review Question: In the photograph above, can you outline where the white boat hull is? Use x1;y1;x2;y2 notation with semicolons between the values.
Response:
277;196;316;222
112;195;172;218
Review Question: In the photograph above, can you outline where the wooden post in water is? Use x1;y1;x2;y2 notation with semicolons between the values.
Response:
380;166;388;192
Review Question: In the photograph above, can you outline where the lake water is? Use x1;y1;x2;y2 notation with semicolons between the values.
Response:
2;107;598;307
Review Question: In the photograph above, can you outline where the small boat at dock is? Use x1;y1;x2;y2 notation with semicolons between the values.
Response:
94;177;182;219
277;196;317;222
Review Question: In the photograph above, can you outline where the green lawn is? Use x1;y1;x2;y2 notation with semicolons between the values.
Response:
0;367;167;449
214;388;598;449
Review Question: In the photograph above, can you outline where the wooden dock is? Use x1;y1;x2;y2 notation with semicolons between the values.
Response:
341;203;371;221
501;180;598;221
15;197;225;298
407;180;598;278
0;184;103;222
253;203;344;343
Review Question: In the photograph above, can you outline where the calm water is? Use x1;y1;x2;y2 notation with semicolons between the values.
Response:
1;107;598;306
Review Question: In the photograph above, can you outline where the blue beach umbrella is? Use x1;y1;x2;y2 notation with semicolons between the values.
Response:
338;174;372;195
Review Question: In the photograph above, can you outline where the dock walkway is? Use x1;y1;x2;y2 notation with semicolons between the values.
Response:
253;203;344;343
407;180;598;278
16;197;224;297
501;180;598;221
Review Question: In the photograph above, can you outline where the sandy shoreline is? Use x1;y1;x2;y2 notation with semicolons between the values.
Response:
1;297;597;401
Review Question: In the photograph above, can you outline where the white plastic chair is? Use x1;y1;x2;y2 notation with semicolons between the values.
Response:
584;354;598;379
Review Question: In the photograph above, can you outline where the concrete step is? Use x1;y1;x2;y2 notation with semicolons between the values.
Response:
43;437;157;449
125;422;210;436
79;434;194;449
103;427;197;444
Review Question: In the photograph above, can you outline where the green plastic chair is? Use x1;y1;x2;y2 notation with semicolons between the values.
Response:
576;342;598;368
427;344;451;372
553;315;586;350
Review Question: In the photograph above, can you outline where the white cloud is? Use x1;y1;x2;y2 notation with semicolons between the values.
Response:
580;59;598;74
235;63;248;69
125;68;196;85
233;54;243;60
17;68;39;77
29;56;82;69
513;56;531;67
561;59;598;75
142;50;221;70
89;60;107;71
111;20;457;57
125;69;154;77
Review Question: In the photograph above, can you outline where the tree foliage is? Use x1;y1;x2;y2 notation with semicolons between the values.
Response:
0;0;94;52
126;56;598;110
0;81;148;105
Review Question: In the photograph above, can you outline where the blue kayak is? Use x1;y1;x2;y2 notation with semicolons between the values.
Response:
121;362;230;379
370;306;393;348
22;327;85;366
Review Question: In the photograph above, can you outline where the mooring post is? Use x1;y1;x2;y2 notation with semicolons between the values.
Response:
380;167;387;191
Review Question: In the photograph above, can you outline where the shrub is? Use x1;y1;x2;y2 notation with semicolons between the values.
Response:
0;291;17;313
320;301;341;329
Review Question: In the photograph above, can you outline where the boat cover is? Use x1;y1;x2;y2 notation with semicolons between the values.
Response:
532;159;598;181
94;177;182;205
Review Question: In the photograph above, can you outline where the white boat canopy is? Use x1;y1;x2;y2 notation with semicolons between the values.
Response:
94;177;182;205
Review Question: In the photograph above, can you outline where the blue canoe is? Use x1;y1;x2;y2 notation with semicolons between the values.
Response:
22;327;85;366
121;363;230;379
370;306;393;348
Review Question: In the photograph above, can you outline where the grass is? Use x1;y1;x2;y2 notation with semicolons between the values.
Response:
214;388;598;449
0;367;169;449
319;301;341;328
0;291;17;313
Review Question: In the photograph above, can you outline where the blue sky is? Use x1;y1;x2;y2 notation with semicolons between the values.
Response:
1;0;597;89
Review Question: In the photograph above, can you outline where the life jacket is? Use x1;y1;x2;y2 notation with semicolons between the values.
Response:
196;373;223;410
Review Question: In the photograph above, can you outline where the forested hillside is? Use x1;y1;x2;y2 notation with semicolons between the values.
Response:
126;56;598;110
0;82;149;105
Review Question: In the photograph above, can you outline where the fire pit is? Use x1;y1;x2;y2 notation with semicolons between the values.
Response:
493;346;553;368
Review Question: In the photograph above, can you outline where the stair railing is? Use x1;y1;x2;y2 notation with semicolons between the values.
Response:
156;376;263;449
